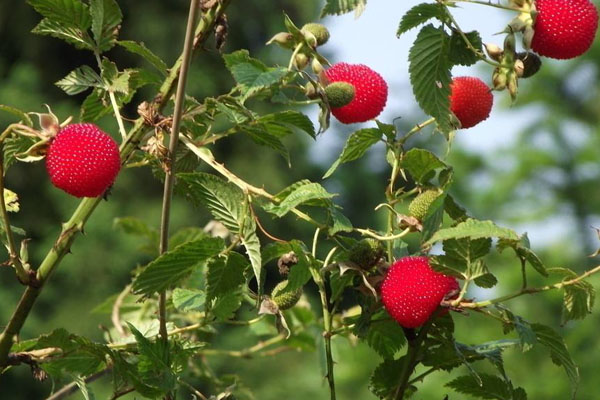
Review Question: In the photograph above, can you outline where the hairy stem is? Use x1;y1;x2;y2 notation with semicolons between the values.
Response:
109;91;128;142
0;0;231;368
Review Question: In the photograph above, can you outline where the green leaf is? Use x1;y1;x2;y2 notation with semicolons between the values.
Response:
329;206;353;235
446;374;519;400
426;218;520;246
397;3;447;36
0;105;33;126
101;58;130;94
401;148;449;184
409;25;453;133
206;252;248;302
90;0;122;52
172;288;206;312
449;30;482;67
80;88;111;121
548;268;595;322
179;172;245;232
55;65;102;95
497;234;548;277
31;18;95;50
321;0;367;17
500;309;537;352
263;182;336;217
126;323;176;393
243;125;290;166
73;376;96;400
131;237;224;296
323;128;383;178
118;40;167;76
212;290;244;320
369;358;404;398
366;320;406;359
531;323;579;394
28;0;91;29
259;111;316;139
223;50;288;100
179;172;263;292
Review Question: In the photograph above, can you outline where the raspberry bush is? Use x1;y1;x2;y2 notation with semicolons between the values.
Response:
0;0;599;399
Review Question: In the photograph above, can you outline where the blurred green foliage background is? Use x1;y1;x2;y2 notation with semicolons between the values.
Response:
1;1;600;399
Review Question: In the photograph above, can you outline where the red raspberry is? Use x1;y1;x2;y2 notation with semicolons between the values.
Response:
381;256;459;329
324;63;388;124
449;77;493;129
46;123;121;198
531;0;598;59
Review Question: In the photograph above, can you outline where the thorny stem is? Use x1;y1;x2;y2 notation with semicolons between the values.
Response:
457;264;600;309
311;246;338;400
0;149;28;284
0;0;232;368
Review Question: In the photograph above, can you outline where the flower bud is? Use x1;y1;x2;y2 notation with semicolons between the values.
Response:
485;43;504;62
266;32;295;49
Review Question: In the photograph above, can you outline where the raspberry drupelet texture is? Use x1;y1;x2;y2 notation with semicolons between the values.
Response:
324;63;388;124
449;76;493;129
531;0;598;59
381;256;459;328
46;123;121;198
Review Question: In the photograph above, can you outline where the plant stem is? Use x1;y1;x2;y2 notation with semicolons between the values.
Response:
458;264;600;309
157;0;200;355
450;0;525;12
45;368;112;400
394;317;436;399
310;247;338;400
398;117;436;145
0;0;231;368
109;91;128;142
356;227;411;242
0;148;28;283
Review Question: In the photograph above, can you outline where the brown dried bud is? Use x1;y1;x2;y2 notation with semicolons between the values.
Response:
278;251;298;276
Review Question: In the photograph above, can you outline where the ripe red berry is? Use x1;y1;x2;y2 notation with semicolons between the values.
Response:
324;63;388;124
381;256;459;329
46;123;121;198
531;0;598;59
449;76;493;129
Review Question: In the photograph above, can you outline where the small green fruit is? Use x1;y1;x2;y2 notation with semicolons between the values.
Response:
408;190;441;220
293;52;310;70
271;280;302;310
324;82;355;108
301;23;330;46
348;239;385;269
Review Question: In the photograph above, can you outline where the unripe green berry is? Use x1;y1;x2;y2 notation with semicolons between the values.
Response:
408;190;441;220
271;280;302;310
348;239;385;269
293;53;310;70
266;32;295;49
301;23;330;46
324;82;355;108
